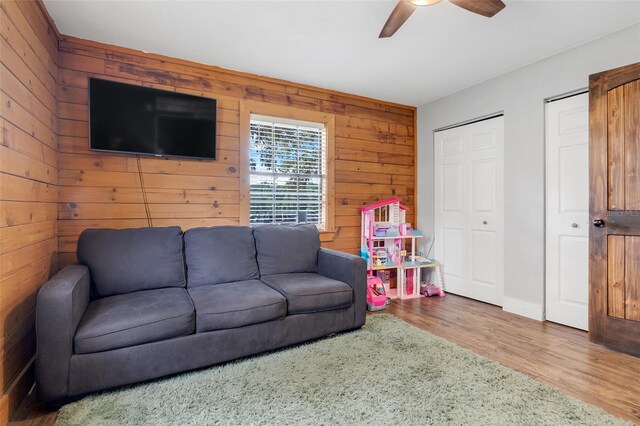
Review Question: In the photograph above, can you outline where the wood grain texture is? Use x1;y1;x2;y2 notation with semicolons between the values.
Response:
607;235;625;318
56;36;416;265
622;79;640;323
607;86;624;210
624;236;640;321
450;0;506;18
378;0;416;38
624;80;640;210
10;295;640;425
0;0;58;423
588;71;609;343
604;315;640;357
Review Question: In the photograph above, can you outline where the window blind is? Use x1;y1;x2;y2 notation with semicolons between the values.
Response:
249;117;327;228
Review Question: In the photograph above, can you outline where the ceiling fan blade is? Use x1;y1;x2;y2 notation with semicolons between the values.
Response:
449;0;505;17
379;0;417;38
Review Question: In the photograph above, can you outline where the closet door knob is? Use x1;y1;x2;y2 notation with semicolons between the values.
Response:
482;220;488;225
571;223;578;228
593;219;605;228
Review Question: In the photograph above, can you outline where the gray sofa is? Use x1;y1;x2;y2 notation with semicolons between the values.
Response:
36;224;366;407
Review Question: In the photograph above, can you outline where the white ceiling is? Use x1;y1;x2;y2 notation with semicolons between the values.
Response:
44;0;640;106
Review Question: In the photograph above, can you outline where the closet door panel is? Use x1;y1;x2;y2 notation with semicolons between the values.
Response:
435;116;504;306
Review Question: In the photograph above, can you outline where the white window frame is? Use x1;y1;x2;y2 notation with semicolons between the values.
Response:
239;101;335;237
248;115;327;228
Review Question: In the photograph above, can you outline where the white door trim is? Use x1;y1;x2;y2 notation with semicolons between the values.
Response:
433;111;504;133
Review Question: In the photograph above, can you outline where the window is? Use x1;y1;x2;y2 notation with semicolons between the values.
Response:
249;115;328;229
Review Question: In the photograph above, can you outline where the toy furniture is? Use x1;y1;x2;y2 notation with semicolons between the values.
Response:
36;225;366;407
359;198;445;300
366;275;387;311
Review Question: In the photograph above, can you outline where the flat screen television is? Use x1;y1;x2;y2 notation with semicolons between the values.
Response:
89;78;217;160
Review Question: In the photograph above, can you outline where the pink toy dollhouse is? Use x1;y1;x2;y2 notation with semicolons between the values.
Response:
359;197;444;300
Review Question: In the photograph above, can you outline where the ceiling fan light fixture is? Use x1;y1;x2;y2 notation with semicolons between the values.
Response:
408;0;444;6
379;0;505;39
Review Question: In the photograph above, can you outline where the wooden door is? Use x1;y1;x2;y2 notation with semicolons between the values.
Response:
590;62;640;356
435;116;504;306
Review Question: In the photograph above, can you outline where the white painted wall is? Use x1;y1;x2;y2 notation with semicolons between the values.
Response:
417;24;640;320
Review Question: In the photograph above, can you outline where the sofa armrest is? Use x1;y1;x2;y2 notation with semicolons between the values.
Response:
317;248;367;328
36;264;90;404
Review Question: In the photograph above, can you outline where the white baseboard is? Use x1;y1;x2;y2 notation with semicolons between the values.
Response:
502;296;544;321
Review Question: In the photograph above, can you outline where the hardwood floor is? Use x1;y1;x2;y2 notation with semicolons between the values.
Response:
9;294;640;425
7;391;53;426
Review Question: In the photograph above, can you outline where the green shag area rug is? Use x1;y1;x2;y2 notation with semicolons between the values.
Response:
57;314;628;425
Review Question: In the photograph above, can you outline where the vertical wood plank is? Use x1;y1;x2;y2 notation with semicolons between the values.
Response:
607;235;625;318
624;80;640;210
607;86;624;210
625;236;640;321
588;71;609;343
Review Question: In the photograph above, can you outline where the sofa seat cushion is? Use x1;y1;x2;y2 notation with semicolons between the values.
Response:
261;273;353;314
74;288;195;354
188;280;286;332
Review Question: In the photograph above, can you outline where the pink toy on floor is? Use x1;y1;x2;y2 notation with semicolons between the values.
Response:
366;275;387;311
420;283;445;297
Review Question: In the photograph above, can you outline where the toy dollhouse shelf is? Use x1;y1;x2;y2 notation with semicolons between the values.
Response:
370;235;423;241
359;197;442;300
370;264;397;271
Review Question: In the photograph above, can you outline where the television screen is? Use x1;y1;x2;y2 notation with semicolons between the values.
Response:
89;78;217;159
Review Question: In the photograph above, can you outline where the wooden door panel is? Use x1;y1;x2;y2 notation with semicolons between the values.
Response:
605;316;640;355
624;81;640;210
607;235;625;318
625;236;640;321
607;86;624;210
606;235;640;321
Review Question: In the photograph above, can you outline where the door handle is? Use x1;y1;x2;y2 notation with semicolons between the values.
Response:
571;223;578;228
593;218;605;228
482;220;488;225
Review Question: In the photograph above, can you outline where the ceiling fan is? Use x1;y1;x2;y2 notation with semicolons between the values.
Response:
379;0;506;38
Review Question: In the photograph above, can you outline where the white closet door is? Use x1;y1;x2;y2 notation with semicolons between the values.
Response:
435;116;504;306
545;93;589;330
436;132;467;296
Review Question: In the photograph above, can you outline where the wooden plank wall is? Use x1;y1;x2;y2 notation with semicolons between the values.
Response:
0;0;59;422
56;36;416;265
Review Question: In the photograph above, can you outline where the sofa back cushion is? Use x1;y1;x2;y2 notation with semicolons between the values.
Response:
184;226;259;287
253;224;320;276
77;227;186;298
